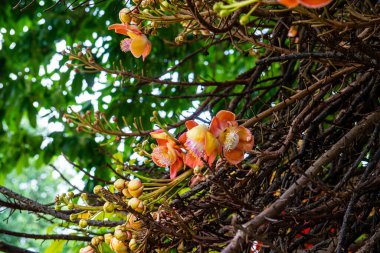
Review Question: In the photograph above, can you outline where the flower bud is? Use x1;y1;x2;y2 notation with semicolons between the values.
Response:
79;219;88;228
193;166;201;174
114;229;132;241
79;246;95;253
128;198;144;213
68;192;75;198
93;185;103;194
129;238;138;251
81;193;88;201
104;233;113;244
128;179;144;198
103;201;115;213
114;179;126;192
122;188;133;198
110;237;128;253
239;15;250;26
70;213;78;221
91;236;101;246
67;203;74;210
119;8;132;24
213;2;223;12
219;10;230;17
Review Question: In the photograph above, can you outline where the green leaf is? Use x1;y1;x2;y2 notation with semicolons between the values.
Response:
71;74;83;96
44;240;65;253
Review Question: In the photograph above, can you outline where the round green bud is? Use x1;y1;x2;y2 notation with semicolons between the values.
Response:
70;213;78;221
68;192;75;198
67;203;74;210
213;2;224;12
219;10;231;18
239;15;250;25
81;193;88;201
79;219;88;228
103;201;115;213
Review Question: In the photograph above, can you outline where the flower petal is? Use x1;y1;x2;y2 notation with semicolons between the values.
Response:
130;35;149;58
108;24;130;36
185;120;198;130
299;0;331;8
277;0;299;8
204;131;219;157
237;126;253;142
210;110;236;137
216;110;236;123
170;158;183;179
150;130;170;146
142;40;152;61
237;139;254;152
185;153;203;168
224;149;244;165
178;132;187;144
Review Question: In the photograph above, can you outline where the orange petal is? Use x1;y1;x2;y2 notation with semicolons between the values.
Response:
170;158;183;179
237;139;254;152
178;132;187;144
210;110;236;137
204;131;219;156
185;120;198;130
126;24;143;36
216;110;236;123
299;0;331;8
150;130;169;146
130;35;149;58
142;41;151;61
277;0;299;8
108;24;130;36
185;153;203;169
224;149;244;165
237;126;252;143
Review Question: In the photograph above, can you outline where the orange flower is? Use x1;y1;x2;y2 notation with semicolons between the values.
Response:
108;23;151;61
150;130;185;179
210;110;253;165
278;0;332;8
108;9;151;61
179;121;220;168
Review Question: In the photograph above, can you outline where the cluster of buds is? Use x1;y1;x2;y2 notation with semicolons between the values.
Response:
114;178;145;213
102;221;141;253
54;191;78;211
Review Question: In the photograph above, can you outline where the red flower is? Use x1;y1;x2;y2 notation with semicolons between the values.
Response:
278;0;332;8
210;110;254;164
150;130;185;179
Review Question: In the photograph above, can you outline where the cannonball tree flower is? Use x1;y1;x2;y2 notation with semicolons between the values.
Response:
150;130;185;179
210;110;254;165
278;0;332;8
108;23;151;61
179;121;220;168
